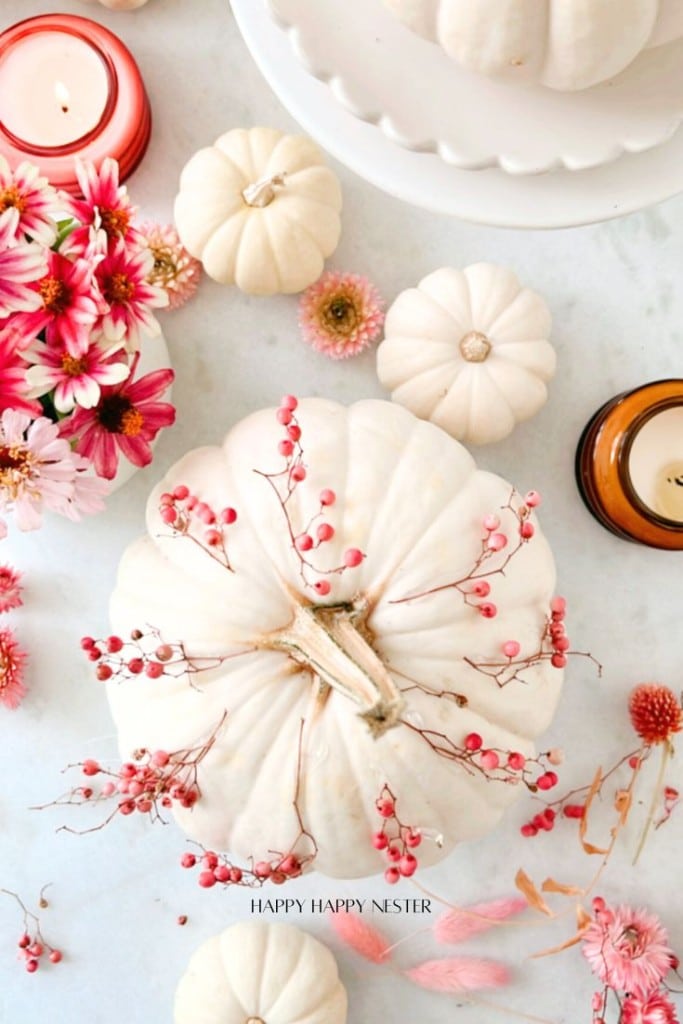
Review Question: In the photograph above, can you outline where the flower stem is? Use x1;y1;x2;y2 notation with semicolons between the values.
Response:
632;741;670;866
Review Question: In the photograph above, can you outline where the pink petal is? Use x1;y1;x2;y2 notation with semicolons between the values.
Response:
404;957;511;993
328;911;391;964
116;432;152;469
126;367;174;403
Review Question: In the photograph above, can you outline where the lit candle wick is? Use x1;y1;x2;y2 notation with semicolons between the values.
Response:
55;80;70;114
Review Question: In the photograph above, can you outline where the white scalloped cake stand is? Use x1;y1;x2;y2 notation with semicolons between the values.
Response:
231;0;683;227
267;0;683;176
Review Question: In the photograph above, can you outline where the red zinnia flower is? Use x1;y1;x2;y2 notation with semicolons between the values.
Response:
0;565;22;613
62;157;143;257
0;333;40;417
629;684;682;745
0;627;27;709
0;211;46;319
94;240;168;351
0;157;58;247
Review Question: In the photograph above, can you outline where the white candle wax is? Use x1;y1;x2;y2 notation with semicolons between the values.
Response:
628;406;683;524
0;29;110;148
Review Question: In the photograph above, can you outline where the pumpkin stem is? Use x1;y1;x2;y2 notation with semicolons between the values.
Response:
460;330;491;363
242;173;287;208
267;603;404;738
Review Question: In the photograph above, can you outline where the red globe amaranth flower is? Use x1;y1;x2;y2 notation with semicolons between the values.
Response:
629;684;682;745
621;990;680;1024
0;627;27;709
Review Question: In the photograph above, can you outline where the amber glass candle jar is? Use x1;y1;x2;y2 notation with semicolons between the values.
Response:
576;379;683;550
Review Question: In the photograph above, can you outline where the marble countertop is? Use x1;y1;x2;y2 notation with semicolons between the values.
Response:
2;2;683;1022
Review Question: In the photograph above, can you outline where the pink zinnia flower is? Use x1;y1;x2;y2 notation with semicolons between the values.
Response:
0;212;46;319
0;409;102;535
0;627;27;709
25;339;130;413
61;358;175;480
582;902;674;995
298;271;385;359
94;240;168;351
62;157;143;257
0;565;23;613
0;157;58;246
621;990;680;1024
9;250;103;355
0;333;41;417
139;222;201;309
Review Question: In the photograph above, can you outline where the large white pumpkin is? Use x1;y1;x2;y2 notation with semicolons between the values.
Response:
377;264;556;446
109;398;562;879
174;921;347;1024
383;0;683;91
174;127;342;295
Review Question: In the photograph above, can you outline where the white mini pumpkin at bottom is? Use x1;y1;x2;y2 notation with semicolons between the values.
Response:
377;263;556;445
174;921;347;1024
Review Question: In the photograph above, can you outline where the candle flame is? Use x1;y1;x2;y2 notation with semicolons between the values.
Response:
55;81;70;112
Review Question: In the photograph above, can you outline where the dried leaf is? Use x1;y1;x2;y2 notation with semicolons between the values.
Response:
576;905;592;931
434;897;527;944
614;789;632;821
530;932;583;959
579;767;609;855
514;869;553;916
541;878;584;897
404;956;511;992
328;911;391;964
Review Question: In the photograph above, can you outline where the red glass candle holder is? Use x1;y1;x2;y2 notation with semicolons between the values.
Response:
0;14;151;195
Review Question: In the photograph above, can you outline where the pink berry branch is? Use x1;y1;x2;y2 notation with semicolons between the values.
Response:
179;718;318;890
33;713;227;835
80;627;254;685
253;396;365;597
373;785;425;885
1;887;63;973
158;484;238;571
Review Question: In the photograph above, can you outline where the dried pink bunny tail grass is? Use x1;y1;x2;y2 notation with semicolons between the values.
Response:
329;911;391;964
434;897;528;944
404;956;511;992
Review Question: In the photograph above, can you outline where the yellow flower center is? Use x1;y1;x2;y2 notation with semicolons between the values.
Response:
321;294;360;339
103;272;135;305
120;409;144;437
148;244;179;288
99;207;130;238
0;185;26;214
40;276;69;315
61;354;88;377
0;445;34;499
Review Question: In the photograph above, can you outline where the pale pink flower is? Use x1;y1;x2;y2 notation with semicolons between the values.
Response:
582;903;674;995
0;212;47;319
25;339;130;413
621;990;680;1024
94;240;168;351
0;627;27;709
139;222;201;310
0;157;58;246
8;250;103;355
0;333;41;417
0;565;23;613
61;357;175;480
62;157;143;257
298;271;385;359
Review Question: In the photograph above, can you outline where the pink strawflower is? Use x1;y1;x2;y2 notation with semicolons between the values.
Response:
621;990;680;1024
139;222;201;310
8;250;103;356
62;157;143;257
298;271;385;359
0;333;41;417
0;158;58;246
0;212;46;319
0;627;27;709
582;902;674;995
0;565;23;613
25;339;130;413
94;239;168;351
61;357;175;480
0;409;104;535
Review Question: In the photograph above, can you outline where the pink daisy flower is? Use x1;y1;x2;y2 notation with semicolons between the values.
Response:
94;239;168;351
62;157;143;257
9;250;103;356
582;903;674;995
0;211;47;319
25;339;130;413
0;157;58;247
61;358;175;480
0;565;23;613
139;222;202;310
621;990;680;1024
0;333;41;417
0;626;27;709
298;271;385;359
0;409;101;535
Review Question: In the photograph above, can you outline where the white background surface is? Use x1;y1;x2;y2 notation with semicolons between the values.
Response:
2;2;683;1023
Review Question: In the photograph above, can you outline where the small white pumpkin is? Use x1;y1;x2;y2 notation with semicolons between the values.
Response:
82;0;149;9
109;398;562;879
174;127;342;296
174;921;347;1024
377;264;556;446
383;0;683;92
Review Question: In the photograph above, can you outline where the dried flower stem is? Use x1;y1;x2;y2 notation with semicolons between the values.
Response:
632;739;672;866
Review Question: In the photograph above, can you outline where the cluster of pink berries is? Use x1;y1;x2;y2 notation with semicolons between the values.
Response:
180;846;308;890
80;629;183;683
461;731;563;796
263;396;365;597
17;932;62;974
544;596;570;670
372;786;422;885
75;747;200;821
159;484;237;569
